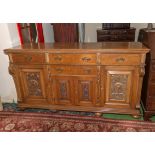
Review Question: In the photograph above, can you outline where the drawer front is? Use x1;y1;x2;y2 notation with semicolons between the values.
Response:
50;66;97;75
49;54;97;65
97;35;135;42
148;84;155;97
150;72;155;83
151;61;155;71
97;29;135;35
11;53;46;64
147;97;155;110
109;29;135;35
101;54;141;65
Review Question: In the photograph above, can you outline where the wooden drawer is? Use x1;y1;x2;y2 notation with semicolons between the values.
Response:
97;29;135;35
97;35;134;41
148;84;155;97
150;72;155;83
151;61;155;71
11;53;46;64
50;65;97;75
147;97;155;110
101;54;141;65
49;54;97;65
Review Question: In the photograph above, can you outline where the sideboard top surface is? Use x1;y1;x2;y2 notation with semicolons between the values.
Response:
4;42;149;54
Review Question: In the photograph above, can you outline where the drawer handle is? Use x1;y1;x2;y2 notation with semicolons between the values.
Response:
54;56;62;61
81;57;91;62
116;57;125;62
55;68;64;73
25;56;32;62
83;69;91;74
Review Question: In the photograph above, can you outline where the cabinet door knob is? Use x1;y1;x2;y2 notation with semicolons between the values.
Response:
116;57;125;62
25;56;32;62
54;56;62;61
81;57;91;62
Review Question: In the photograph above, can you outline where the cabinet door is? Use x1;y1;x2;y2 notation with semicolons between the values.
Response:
74;76;97;107
101;66;137;109
53;76;74;105
19;66;48;103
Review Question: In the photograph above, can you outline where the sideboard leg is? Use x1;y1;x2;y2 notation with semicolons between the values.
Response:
18;107;26;111
132;114;141;119
95;112;102;117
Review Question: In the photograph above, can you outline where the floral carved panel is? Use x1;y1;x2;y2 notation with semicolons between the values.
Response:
110;74;128;101
26;72;42;96
59;81;68;99
81;82;90;100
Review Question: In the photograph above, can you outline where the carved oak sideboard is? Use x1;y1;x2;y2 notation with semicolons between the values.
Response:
4;42;149;117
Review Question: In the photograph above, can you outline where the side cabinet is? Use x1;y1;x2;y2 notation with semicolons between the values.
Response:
18;65;49;105
101;66;140;114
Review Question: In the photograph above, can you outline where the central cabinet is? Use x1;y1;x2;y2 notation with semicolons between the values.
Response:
4;42;149;117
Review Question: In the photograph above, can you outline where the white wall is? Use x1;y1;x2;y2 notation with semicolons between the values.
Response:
7;23;20;46
42;23;54;43
0;23;19;103
85;23;101;42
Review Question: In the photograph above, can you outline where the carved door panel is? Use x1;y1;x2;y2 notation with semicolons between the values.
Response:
74;76;97;106
101;66;137;109
53;76;74;105
19;66;48;103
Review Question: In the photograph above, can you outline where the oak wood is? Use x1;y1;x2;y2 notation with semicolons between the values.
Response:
4;42;149;116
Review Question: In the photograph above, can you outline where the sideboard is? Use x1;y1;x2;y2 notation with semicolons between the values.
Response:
4;42;149;117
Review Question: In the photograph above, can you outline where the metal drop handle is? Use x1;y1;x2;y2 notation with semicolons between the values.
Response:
25;56;32;62
54;56;62;61
116;57;125;62
81;57;91;61
55;68;64;73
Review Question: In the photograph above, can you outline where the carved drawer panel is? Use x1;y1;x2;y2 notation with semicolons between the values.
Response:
49;54;97;65
101;54;141;65
50;65;97;75
11;53;46;64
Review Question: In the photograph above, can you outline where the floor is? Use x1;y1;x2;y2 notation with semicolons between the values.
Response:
2;102;155;121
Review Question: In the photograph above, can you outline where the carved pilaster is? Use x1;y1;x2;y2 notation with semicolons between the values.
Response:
8;64;23;102
139;64;145;77
8;64;15;75
135;64;145;109
96;66;101;106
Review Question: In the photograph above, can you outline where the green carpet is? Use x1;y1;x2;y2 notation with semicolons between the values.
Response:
102;106;144;121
